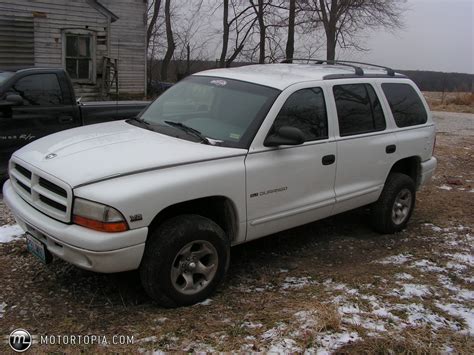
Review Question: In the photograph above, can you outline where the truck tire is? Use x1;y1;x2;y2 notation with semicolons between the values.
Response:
371;173;416;234
140;214;230;307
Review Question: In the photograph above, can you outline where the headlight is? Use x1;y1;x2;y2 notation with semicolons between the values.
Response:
72;198;128;233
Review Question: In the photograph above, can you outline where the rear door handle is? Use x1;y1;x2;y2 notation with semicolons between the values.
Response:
58;115;74;123
322;154;336;165
386;145;396;154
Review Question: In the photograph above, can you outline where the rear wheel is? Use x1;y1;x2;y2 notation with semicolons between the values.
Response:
140;214;229;307
371;173;416;234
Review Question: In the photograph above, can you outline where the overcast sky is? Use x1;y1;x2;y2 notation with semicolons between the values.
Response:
195;0;473;74
344;0;473;73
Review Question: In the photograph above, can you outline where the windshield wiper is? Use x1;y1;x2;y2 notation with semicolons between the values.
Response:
164;120;211;145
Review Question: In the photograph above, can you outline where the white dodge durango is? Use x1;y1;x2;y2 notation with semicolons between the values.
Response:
4;61;437;307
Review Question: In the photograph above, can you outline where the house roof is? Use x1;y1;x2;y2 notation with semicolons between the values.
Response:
86;0;119;22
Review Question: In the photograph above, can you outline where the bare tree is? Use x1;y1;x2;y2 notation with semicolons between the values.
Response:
249;0;268;63
285;0;296;61
161;0;175;81
147;0;162;47
217;0;258;67
304;0;404;61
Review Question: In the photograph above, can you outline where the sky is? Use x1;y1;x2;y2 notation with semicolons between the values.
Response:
344;0;473;73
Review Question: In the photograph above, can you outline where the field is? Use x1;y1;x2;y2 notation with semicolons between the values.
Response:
0;111;473;353
423;92;474;114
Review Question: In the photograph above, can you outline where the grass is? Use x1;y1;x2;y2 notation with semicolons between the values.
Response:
423;91;474;113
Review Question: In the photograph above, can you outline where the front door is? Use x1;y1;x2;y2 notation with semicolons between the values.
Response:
245;86;337;240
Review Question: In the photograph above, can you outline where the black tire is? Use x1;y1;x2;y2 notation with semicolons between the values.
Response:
140;214;230;307
371;173;416;234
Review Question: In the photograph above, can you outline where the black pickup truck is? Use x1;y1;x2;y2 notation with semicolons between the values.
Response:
0;68;149;180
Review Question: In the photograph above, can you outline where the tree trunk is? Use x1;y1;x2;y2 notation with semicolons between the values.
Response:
219;0;229;68
285;0;296;62
257;0;265;64
326;29;336;61
146;0;162;48
185;43;191;76
161;0;175;81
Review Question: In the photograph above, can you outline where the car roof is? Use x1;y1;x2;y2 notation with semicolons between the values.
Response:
197;63;406;90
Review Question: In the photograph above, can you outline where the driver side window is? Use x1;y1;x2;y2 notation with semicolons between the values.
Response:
271;87;328;141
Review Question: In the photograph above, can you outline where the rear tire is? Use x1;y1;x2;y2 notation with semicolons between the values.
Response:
371;173;416;234
140;214;229;307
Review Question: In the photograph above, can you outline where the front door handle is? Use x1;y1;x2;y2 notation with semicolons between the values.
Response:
386;144;397;154
322;154;336;165
58;115;74;123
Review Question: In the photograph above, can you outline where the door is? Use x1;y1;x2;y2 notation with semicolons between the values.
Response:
331;83;399;214
0;73;80;175
245;87;337;240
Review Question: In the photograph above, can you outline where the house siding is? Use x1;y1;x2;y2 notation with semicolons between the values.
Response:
0;0;146;100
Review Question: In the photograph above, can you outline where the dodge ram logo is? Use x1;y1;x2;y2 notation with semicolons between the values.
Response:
45;153;57;160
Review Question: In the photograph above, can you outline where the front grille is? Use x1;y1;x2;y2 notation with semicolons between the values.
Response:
39;177;67;198
9;160;72;222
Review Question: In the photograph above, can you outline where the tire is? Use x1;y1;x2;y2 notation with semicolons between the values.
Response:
140;214;230;307
371;173;416;234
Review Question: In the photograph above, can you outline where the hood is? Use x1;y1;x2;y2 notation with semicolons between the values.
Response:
13;121;246;187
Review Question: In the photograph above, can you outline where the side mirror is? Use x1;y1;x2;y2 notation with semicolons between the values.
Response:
0;94;23;106
264;126;305;147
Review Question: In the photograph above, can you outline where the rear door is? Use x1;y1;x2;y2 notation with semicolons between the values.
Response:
0;73;80;172
329;82;399;214
245;84;337;240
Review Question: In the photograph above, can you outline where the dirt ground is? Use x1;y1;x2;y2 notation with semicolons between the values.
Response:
0;111;473;353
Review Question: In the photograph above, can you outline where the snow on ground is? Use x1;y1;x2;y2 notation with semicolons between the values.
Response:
0;302;6;319
0;224;24;243
234;223;473;353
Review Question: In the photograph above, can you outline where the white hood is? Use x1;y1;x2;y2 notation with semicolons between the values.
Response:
13;121;246;187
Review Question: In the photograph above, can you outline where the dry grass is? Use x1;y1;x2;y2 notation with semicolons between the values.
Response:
424;91;474;113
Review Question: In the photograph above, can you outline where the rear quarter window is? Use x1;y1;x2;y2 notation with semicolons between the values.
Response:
382;83;428;127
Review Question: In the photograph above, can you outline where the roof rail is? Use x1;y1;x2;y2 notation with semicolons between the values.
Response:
281;58;364;76
281;58;396;77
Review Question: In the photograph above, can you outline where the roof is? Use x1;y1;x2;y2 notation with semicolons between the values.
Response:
198;64;406;90
86;0;119;23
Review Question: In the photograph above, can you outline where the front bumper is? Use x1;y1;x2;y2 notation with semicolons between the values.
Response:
419;156;437;188
3;180;147;273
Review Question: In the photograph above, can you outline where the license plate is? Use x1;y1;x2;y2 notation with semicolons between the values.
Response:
26;233;52;264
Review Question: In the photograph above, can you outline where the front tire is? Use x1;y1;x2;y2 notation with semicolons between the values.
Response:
371;173;416;234
140;214;229;307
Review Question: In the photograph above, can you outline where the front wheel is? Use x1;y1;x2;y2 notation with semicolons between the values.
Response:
371;173;416;234
140;214;230;307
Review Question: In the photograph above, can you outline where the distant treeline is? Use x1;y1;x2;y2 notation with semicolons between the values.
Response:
398;70;473;92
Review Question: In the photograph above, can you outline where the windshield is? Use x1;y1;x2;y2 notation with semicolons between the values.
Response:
0;72;14;85
139;75;280;148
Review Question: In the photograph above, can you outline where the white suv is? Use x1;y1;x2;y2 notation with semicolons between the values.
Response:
3;61;437;307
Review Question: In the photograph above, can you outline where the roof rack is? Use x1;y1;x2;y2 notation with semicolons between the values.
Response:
280;58;396;77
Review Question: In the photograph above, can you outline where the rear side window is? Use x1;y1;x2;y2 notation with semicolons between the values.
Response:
333;84;386;136
382;83;427;127
271;88;328;141
11;74;63;106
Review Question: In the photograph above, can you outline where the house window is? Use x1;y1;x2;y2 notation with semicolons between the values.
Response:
65;34;92;80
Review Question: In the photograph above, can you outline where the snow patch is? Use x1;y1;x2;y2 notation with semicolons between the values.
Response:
313;332;360;354
435;303;474;335
390;284;431;299
375;254;412;265
437;185;453;191
0;224;25;243
281;276;314;290
0;302;6;319
395;272;414;280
